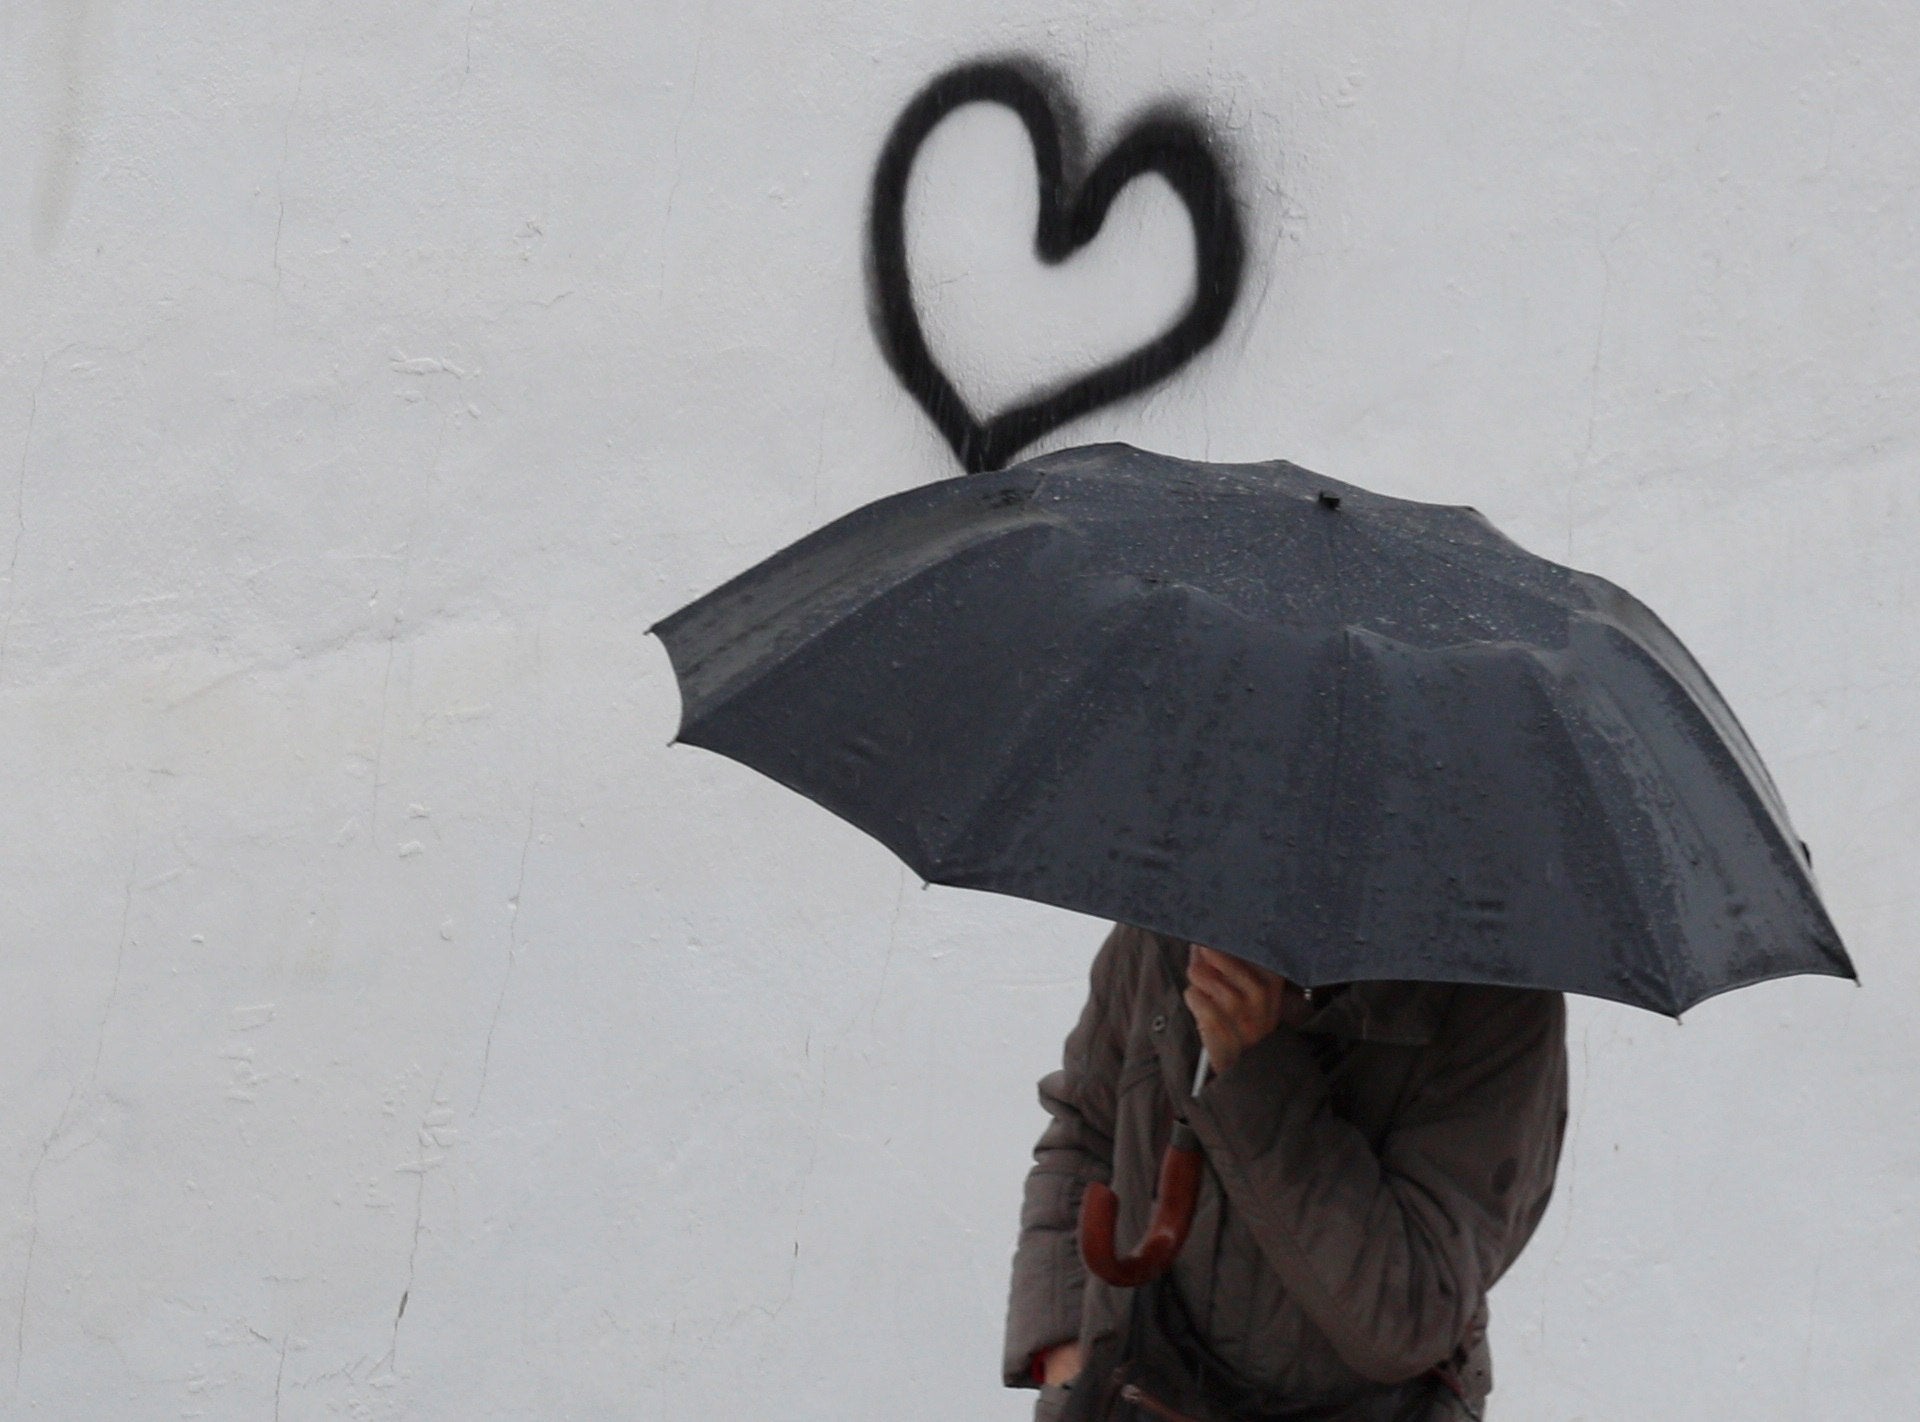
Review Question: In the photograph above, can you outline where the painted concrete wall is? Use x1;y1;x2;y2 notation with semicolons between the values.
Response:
2;2;1914;1417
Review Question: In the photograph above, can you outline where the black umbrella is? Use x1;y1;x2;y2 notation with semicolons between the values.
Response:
649;442;1852;1016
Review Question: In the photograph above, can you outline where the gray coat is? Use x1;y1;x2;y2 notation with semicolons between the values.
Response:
1005;924;1569;1418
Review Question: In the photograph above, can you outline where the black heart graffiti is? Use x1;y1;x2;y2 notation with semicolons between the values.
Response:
868;58;1246;474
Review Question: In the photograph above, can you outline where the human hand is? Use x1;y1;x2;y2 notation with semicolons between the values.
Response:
1183;944;1312;1076
1038;1339;1083;1386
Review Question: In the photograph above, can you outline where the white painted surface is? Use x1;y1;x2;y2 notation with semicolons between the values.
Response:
1;2;1914;1417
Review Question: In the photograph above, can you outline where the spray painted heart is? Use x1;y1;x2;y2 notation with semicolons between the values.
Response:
868;59;1246;473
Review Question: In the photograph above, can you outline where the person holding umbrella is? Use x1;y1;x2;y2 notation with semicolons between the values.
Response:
1006;925;1567;1421
650;442;1851;1419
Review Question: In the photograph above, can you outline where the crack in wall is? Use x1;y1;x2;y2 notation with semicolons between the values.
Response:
369;409;447;841
473;610;547;1118
1568;226;1626;561
865;863;908;1032
11;1106;66;1396
475;792;538;1113
381;1173;425;1373
656;0;714;295
272;46;312;293
377;1064;450;1380
458;0;482;95
11;828;139;1395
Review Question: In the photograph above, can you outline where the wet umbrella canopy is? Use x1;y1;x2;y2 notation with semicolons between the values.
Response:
650;443;1853;1015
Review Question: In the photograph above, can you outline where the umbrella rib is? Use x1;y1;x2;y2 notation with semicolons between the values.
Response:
1576;627;1849;980
670;507;1060;731
1570;588;1807;866
1304;512;1366;946
1514;647;1698;1012
1318;627;1356;876
918;585;1181;878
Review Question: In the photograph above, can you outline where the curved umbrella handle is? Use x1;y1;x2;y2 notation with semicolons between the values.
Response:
1078;1121;1203;1287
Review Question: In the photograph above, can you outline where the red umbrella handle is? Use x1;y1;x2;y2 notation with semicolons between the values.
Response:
1078;1121;1203;1287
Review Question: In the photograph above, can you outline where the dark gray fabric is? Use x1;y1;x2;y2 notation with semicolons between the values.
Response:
652;442;1852;1014
1051;1277;1451;1422
1007;925;1567;1415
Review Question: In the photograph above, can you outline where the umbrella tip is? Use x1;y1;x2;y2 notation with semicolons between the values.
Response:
1317;491;1342;510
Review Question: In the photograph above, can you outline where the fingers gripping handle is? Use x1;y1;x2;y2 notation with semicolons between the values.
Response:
1077;1121;1203;1287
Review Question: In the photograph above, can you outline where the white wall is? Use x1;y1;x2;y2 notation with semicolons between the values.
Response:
2;2;1915;1417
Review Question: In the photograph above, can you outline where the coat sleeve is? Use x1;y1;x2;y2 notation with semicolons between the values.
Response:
1001;922;1139;1388
1182;985;1568;1385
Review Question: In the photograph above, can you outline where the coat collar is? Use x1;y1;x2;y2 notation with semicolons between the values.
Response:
1147;930;1448;1049
1300;979;1448;1048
